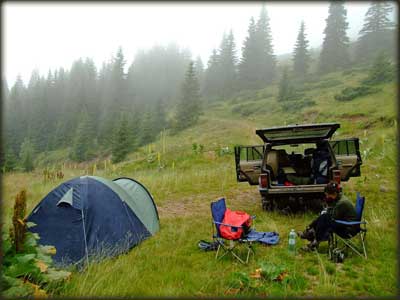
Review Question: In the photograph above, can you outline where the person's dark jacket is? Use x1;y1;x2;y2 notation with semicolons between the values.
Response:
329;194;357;221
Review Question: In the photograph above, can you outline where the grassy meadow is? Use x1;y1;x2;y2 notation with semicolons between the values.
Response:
2;69;397;297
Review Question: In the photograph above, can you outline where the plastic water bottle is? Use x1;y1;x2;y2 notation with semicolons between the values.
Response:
288;229;297;255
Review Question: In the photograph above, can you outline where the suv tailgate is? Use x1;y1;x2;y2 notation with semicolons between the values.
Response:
256;123;340;144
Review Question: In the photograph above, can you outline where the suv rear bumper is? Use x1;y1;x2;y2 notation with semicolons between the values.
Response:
259;184;326;195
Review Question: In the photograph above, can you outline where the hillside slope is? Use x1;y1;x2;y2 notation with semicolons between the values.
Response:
3;69;397;297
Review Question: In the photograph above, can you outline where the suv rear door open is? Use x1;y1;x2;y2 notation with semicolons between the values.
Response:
256;123;340;144
234;145;265;185
329;138;362;181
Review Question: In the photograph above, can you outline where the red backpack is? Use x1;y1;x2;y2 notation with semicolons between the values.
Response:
219;208;252;240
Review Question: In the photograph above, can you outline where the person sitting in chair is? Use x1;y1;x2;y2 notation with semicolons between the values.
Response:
298;182;358;251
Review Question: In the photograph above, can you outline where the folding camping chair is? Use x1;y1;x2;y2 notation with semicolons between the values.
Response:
328;192;367;261
211;198;255;264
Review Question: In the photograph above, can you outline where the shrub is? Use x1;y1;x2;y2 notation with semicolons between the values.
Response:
334;85;381;101
362;53;395;85
312;79;342;89
281;99;316;112
259;262;288;281
1;147;17;173
192;143;204;154
2;191;71;297
342;69;354;76
215;146;233;157
231;103;259;116
255;90;274;100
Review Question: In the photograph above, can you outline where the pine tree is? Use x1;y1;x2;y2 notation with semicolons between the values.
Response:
112;48;127;106
71;110;93;162
277;66;294;102
217;30;238;99
5;76;27;155
239;17;258;90
203;49;220;99
319;1;350;74
112;114;131;163
356;2;395;63
254;5;276;86
127;104;142;149
1;146;17;173
153;99;167;134
99;47;127;147
140;109;156;146
292;21;311;76
194;56;205;92
19;138;35;172
3;79;9;99
26;70;48;153
175;61;201;131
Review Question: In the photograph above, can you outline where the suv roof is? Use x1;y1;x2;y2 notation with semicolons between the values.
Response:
255;123;340;144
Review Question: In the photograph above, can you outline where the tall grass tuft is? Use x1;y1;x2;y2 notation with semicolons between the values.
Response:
11;190;27;253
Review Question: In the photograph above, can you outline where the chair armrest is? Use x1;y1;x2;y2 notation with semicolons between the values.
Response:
334;220;367;226
213;220;243;229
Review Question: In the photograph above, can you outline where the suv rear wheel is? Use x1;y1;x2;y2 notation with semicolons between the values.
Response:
262;194;324;213
261;195;275;211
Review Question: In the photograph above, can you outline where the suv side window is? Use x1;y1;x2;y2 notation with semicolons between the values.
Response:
329;138;362;180
331;140;357;155
241;146;264;161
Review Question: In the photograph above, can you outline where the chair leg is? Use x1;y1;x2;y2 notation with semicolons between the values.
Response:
215;242;222;259
215;243;221;260
230;250;247;264
360;231;367;259
244;244;253;264
328;233;338;260
336;235;367;259
217;242;254;264
328;234;333;259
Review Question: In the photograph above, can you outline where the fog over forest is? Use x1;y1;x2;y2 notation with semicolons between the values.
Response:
4;2;397;84
2;1;397;169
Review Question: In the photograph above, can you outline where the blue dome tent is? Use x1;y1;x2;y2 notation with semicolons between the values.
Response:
27;176;159;265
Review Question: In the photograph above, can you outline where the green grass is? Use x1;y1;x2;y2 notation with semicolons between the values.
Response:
2;68;397;297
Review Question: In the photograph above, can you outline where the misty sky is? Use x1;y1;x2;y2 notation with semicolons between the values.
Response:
3;2;394;85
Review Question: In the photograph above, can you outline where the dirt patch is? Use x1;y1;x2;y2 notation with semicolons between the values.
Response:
226;189;261;209
157;196;210;219
302;110;320;123
339;113;368;122
157;189;260;219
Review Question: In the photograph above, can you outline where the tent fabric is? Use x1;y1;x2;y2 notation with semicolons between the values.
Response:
56;188;73;207
113;177;159;235
27;176;159;265
88;176;150;232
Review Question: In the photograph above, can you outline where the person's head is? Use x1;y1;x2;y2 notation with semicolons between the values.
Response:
316;140;329;150
324;182;340;203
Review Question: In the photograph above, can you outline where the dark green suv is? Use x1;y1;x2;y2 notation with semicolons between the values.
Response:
234;123;362;211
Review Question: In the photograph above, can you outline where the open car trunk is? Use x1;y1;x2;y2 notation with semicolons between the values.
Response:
235;124;361;188
255;123;340;145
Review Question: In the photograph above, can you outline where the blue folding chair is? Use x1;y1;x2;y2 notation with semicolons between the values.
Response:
211;198;255;264
328;192;367;261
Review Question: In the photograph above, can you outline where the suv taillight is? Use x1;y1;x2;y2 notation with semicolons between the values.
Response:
333;170;341;184
259;174;268;188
